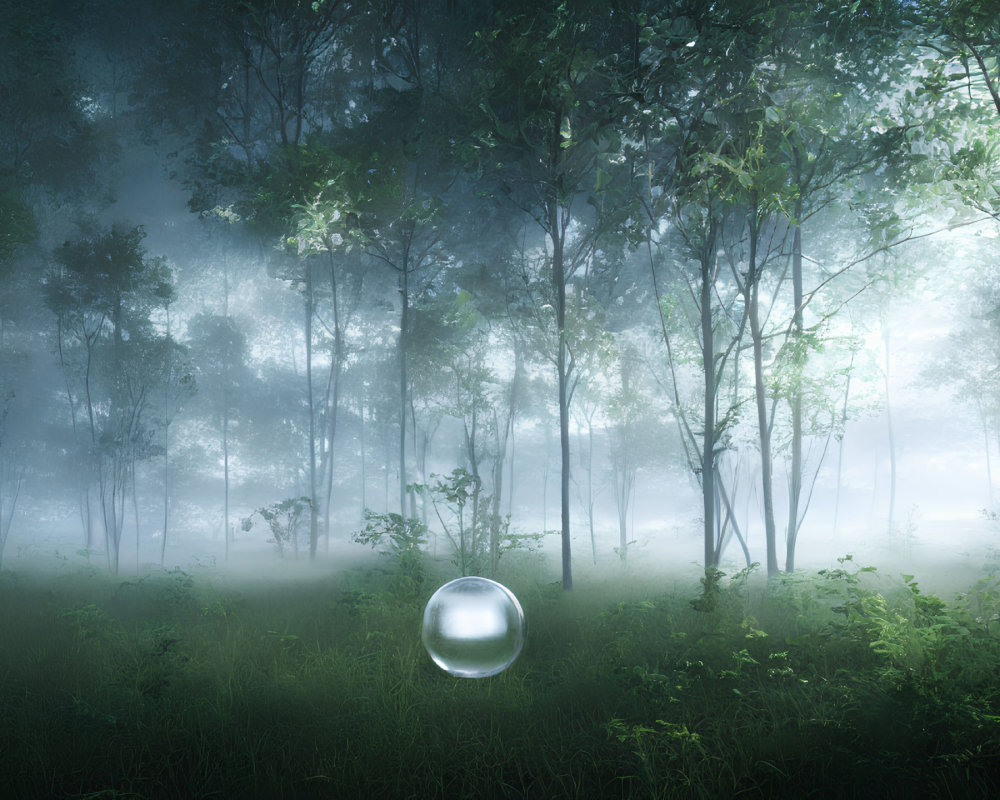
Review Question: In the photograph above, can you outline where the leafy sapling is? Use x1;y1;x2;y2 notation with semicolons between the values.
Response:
242;497;313;558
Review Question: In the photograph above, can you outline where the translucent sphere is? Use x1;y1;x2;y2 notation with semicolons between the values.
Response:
421;577;525;678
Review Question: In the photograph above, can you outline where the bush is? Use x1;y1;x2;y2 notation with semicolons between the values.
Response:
2;560;1000;798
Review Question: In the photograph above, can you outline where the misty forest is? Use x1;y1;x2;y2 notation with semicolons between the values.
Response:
6;0;1000;797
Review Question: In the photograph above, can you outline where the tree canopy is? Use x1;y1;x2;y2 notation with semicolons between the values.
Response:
1;0;999;581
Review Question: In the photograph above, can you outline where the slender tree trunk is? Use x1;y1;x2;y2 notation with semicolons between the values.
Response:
786;208;804;573
508;427;516;518
323;248;343;549
0;468;21;569
399;262;410;516
133;465;141;572
506;346;522;519
161;308;171;568
463;399;482;562
305;267;319;558
883;322;896;537
614;458;633;562
541;453;548;536
222;263;232;561
552;205;573;590
981;402;994;512
359;397;367;523
105;295;126;576
161;417;169;567
223;406;230;561
717;479;752;568
587;416;596;564
995;428;1000;511
103;457;125;575
737;204;779;576
409;398;421;520
490;403;510;578
83;338;99;552
292;39;306;145
701;247;717;571
558;346;572;589
384;413;391;513
832;359;853;536
55;315;92;550
100;460;113;573
749;265;779;576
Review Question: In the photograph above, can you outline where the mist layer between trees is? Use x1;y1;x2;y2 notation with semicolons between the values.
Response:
2;1;1000;588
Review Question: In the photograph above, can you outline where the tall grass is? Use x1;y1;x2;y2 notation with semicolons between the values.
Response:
2;556;1000;798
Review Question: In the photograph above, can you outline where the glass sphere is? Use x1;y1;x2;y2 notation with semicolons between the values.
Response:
421;576;525;678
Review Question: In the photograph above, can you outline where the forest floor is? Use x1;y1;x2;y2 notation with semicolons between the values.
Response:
2;550;1000;799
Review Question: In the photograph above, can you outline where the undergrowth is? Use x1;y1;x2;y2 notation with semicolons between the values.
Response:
2;555;1000;798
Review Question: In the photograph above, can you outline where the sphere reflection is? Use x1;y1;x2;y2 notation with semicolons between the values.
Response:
421;577;525;678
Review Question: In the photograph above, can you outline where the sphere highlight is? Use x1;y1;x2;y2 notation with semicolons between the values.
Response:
421;577;525;678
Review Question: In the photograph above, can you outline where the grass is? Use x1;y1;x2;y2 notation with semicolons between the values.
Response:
2;554;1000;799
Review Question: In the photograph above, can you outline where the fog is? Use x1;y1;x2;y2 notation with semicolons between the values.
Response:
2;1;1000;599
12;4;1000;797
6;272;997;596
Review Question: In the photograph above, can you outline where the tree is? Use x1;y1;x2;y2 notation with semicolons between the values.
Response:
0;0;97;263
154;292;194;567
140;0;359;560
45;226;174;572
187;313;250;560
289;193;366;552
0;390;22;567
163;0;357;203
244;496;313;559
330;108;459;518
915;0;1000;120
605;342;658;563
756;1;909;572
408;279;524;576
933;256;1000;512
472;0;637;589
633;8;756;573
634;0;910;575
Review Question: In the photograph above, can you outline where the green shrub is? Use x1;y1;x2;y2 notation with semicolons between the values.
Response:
2;560;1000;798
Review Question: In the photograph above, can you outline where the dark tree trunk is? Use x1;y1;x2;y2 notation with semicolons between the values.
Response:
399;259;410;517
745;214;779;577
223;407;230;561
701;240;717;571
586;416;596;564
786;208;804;573
551;199;573;591
305;266;319;559
161;308;171;568
321;247;344;549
